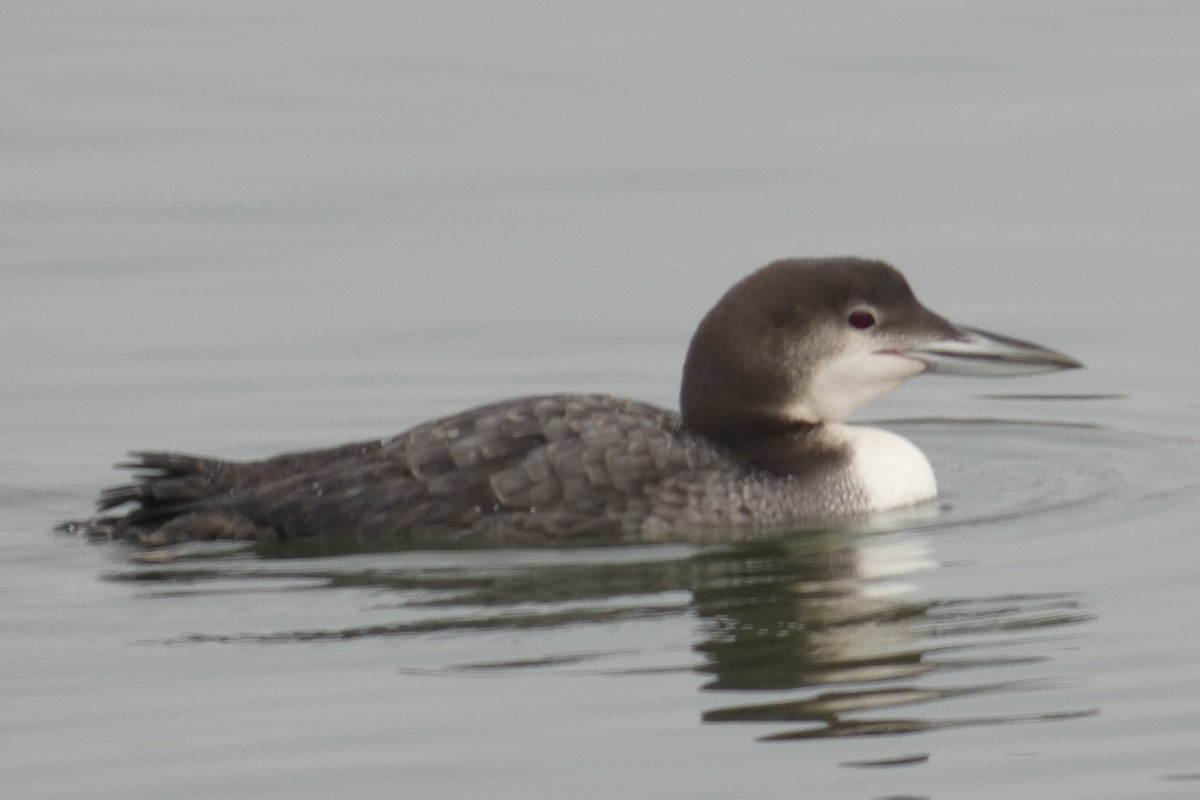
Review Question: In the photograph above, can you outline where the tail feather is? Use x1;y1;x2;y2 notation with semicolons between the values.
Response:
96;450;234;513
70;439;387;545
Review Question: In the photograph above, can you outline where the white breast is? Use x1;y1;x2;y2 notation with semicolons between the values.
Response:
827;423;938;511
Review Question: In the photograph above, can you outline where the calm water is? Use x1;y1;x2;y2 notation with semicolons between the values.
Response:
4;2;1200;798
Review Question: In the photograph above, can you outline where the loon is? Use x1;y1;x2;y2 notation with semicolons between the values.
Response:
66;258;1081;548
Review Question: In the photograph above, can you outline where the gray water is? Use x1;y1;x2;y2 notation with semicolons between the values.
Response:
4;2;1200;798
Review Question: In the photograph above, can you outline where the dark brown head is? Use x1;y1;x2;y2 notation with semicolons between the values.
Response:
679;257;1080;448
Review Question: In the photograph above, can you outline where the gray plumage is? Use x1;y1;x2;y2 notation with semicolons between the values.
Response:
63;257;1080;549
85;394;861;547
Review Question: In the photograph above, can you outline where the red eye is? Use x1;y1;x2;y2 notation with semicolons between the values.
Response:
847;309;876;329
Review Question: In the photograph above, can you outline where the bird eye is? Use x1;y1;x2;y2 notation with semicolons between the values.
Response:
847;309;876;330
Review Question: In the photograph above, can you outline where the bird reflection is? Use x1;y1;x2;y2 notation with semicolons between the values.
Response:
103;524;1095;742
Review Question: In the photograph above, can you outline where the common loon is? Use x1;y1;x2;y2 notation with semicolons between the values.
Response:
66;258;1081;548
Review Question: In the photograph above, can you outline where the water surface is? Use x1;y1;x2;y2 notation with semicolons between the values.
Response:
3;2;1200;798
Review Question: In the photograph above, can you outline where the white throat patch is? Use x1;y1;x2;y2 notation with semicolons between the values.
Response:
789;350;924;423
828;423;937;511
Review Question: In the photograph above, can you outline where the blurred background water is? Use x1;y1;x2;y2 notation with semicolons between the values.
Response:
3;2;1199;798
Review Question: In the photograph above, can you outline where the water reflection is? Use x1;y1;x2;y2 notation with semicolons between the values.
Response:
104;524;1096;743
